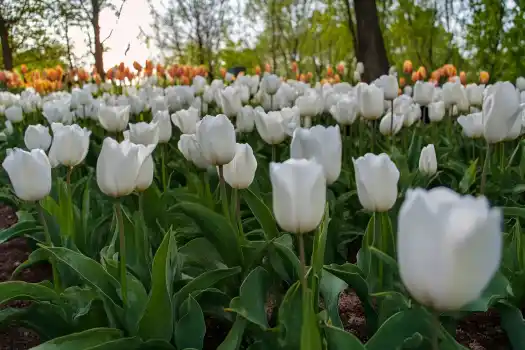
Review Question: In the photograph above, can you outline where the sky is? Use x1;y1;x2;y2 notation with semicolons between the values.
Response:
71;0;161;70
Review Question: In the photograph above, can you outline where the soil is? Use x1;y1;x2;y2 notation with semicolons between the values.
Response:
0;203;516;349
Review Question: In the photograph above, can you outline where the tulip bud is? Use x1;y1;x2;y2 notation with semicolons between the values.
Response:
2;148;52;201
428;101;445;122
124;121;159;145
96;138;155;197
397;187;501;310
5;105;23;123
353;153;399;212
237;105;255;133
376;74;399;100
48;123;91;167
359;84;384;120
221;143;257;189
483;82;523;144
196;115;236;165
270;159;326;234
413;81;434;106
178;134;210;169
99;105;130;132
152;110;172;143
291;125;342;184
330;97;358;125
379;112;403;136
254;110;287;145
458;112;484;139
24;124;52;151
219;86;243;118
171;107;200;134
418;144;437;176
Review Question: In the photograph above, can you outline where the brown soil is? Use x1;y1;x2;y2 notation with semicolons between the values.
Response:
0;205;51;350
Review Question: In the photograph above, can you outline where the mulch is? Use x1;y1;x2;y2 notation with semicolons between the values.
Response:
0;203;516;349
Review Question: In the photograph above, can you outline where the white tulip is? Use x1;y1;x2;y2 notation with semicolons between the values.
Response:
254;110;287;145
262;74;281;95
48;123;91;167
398;187;501;310
152;110;172;143
124;122;159;145
5;105;23;123
419;144;437;176
171;107;200;134
379;112;404;136
376;74;399;100
458;113;484;139
221;143;257;189
413;81;434;106
483;81;523;144
2;148;52;201
428;101;445;122
237;105;255;133
220;86;243;118
99;105;130;132
330;97;358;125
178;134;210;169
24;125;52;151
466;84;484;106
353;153;399;212
291;125;342;184
96;138;155;197
196;115;236;166
359;84;384;120
270;159;326;234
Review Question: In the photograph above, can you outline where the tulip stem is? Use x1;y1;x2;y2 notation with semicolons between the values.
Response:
161;144;167;191
298;233;308;295
218;165;231;222
37;201;61;292
480;143;491;195
115;201;128;307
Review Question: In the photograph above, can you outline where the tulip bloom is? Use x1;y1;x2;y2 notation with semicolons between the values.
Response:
270;159;326;234
353;153;399;212
96;138;155;197
398;187;501;310
3;148;52;201
48;123;91;167
24;124;52;151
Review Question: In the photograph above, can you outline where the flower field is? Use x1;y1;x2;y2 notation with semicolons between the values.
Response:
0;62;525;350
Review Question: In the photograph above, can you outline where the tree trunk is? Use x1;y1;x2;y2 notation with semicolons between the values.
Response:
92;0;104;78
353;0;389;82
0;17;13;71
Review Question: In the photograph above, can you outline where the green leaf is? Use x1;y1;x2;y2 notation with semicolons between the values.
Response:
174;296;206;350
174;267;241;312
31;328;123;350
319;271;347;328
241;188;279;240
229;266;270;329
177;202;243;267
498;301;525;350
39;246;122;307
323;323;366;350
216;316;247;350
324;264;377;334
86;337;142;350
459;159;478;193
0;281;61;305
138;231;177;342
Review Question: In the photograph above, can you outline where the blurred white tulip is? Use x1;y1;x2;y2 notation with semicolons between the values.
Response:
398;187;501;310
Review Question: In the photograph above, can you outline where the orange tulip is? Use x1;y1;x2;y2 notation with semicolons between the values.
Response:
403;60;413;74
479;71;489;84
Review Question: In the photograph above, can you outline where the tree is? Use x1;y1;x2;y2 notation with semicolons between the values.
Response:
150;0;232;78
